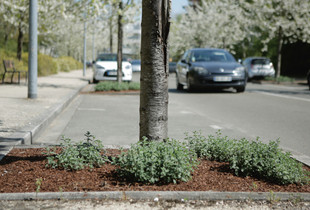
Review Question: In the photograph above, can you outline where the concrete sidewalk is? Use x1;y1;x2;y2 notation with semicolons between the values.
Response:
0;69;92;160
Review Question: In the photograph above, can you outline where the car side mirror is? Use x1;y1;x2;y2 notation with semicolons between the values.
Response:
181;59;187;64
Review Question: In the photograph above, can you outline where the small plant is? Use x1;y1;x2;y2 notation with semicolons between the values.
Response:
44;131;106;170
186;131;309;185
35;178;43;194
185;131;236;162
95;81;140;91
264;76;295;83
113;137;198;184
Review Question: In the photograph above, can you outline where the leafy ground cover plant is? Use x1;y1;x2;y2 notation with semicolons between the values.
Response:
44;131;106;170
95;81;140;91
264;76;295;83
112;138;198;184
186;131;309;185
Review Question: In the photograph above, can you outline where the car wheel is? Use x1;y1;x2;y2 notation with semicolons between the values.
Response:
93;78;98;84
236;86;245;93
176;74;184;90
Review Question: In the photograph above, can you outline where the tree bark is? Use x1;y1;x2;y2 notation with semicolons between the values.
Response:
140;0;170;141
17;22;24;61
276;26;283;78
117;1;123;83
109;11;113;53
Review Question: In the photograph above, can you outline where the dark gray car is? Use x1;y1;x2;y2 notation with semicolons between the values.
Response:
176;48;247;92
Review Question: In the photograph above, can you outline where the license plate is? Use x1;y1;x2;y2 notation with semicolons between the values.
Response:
107;71;117;76
213;76;232;82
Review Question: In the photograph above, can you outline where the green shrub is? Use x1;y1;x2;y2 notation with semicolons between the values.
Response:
38;54;58;76
44;131;105;170
56;56;82;72
265;76;295;83
186;131;309;185
95;81;140;91
185;131;236;162
229;138;308;185
113;138;198;184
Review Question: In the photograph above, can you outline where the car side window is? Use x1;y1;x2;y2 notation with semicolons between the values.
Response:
181;51;189;61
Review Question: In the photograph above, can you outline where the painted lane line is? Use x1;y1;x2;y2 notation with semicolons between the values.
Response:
210;125;223;130
254;91;310;103
77;108;106;111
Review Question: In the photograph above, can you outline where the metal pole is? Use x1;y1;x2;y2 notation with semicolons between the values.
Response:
28;0;38;99
92;19;96;62
83;21;87;77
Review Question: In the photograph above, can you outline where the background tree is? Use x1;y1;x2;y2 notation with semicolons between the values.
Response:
140;0;170;141
243;0;310;78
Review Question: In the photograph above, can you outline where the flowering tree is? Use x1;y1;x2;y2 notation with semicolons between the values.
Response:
243;0;310;77
170;0;252;59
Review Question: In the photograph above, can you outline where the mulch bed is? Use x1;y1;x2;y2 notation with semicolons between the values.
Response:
0;148;309;193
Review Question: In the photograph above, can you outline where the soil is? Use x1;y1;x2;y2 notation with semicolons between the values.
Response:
0;148;309;193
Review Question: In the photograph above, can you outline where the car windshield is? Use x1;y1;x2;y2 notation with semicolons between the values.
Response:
251;59;270;65
191;50;235;62
97;54;130;62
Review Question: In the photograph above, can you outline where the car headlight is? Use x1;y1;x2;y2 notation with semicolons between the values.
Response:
233;66;245;75
125;65;131;69
193;67;208;75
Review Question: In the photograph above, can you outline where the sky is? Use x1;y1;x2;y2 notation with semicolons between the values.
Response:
171;0;188;17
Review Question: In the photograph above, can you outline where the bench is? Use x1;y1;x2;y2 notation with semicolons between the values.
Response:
2;60;28;84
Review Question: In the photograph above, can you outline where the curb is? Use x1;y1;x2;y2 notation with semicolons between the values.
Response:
0;191;309;202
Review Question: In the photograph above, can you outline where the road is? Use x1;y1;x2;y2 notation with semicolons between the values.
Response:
34;73;310;164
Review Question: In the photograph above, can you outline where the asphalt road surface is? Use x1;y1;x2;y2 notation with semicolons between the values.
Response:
34;73;310;164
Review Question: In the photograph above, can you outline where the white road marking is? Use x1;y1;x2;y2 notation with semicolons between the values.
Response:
210;125;223;130
77;108;106;111
254;91;310;103
180;110;194;114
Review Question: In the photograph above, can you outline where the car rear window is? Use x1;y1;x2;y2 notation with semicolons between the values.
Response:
251;59;270;65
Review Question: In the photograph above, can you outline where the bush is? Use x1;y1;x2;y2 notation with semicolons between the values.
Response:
186;131;309;185
56;56;83;72
264;76;295;83
229;138;308;185
95;81;140;91
38;54;58;76
113;138;198;184
0;48;82;77
185;131;236;162
44;132;106;170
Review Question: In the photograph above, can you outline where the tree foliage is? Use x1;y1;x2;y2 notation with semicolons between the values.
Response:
170;0;310;77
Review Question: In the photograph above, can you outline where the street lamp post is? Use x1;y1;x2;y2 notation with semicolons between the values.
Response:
28;0;38;99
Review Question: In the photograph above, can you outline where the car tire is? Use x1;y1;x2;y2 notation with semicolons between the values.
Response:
176;74;184;90
93;78;99;84
236;86;245;93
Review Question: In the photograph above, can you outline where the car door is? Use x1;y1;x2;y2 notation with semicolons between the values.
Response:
177;50;191;84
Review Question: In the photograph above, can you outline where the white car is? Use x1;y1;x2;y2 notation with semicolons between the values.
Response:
242;57;275;80
93;53;132;83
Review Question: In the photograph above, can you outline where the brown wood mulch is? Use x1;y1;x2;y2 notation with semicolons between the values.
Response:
0;148;309;193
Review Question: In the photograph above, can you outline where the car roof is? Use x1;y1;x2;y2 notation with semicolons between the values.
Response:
246;57;270;60
190;48;227;52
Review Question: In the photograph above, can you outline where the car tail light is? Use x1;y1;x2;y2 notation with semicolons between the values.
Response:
270;63;273;69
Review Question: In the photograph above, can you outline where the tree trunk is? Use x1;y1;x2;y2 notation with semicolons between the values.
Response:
109;13;113;53
139;0;170;141
276;26;283;78
17;22;24;61
117;1;123;84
